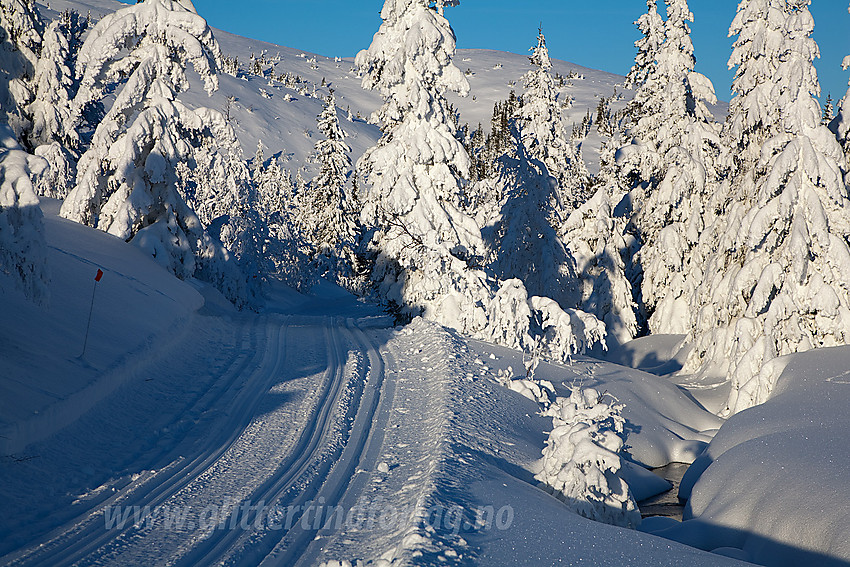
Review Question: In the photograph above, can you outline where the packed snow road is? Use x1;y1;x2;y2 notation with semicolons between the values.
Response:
0;307;396;566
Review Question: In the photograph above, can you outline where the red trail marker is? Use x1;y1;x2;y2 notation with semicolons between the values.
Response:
80;269;104;359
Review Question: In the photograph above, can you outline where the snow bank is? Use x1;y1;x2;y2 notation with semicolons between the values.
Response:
0;199;203;454
648;345;850;566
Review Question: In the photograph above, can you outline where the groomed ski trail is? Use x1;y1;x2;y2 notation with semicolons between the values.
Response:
1;314;395;567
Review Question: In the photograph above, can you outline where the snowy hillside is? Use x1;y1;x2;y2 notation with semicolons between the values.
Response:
5;0;850;566
0;199;204;455
42;0;655;176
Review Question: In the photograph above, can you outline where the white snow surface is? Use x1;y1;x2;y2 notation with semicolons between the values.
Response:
646;345;850;567
0;200;746;566
0;198;203;455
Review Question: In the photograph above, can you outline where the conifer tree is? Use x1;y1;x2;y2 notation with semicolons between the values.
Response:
685;0;850;415
27;10;85;149
355;0;493;333
831;3;850;165
0;123;48;304
626;0;722;335
623;0;665;142
518;29;586;208
689;0;787;350
485;121;578;310
563;191;638;345
28;10;87;199
60;0;251;306
0;0;43;146
822;93;834;126
305;90;354;259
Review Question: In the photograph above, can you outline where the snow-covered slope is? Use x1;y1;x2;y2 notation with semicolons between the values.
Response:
645;345;850;566
0;199;203;455
40;0;655;177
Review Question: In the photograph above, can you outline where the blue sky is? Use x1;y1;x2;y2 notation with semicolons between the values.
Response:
190;1;850;104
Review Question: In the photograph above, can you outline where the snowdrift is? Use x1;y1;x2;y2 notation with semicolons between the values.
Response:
646;345;850;566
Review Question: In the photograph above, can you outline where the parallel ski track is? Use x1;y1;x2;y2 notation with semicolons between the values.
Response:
180;319;394;567
2;314;280;567
281;323;398;567
3;315;395;567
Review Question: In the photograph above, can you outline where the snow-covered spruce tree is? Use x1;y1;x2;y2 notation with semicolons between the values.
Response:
687;0;788;362
29;10;88;199
686;0;850;415
622;0;665;146
535;387;640;528
355;0;494;334
0;0;43;146
304;90;356;265
625;0;722;335
484;120;579;310
831;4;850;166
357;0;606;360
562;186;638;346
0;123;48;304
59;0;253;305
518;29;587;208
27;9;85;149
615;0;669;328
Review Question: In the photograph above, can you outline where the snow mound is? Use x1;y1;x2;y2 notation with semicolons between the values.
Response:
650;345;850;567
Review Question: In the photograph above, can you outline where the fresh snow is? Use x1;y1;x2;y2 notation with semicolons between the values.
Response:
646;345;850;566
0;204;745;567
3;0;850;566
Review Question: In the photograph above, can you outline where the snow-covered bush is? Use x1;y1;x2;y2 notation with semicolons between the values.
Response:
248;148;316;292
32;141;74;199
535;387;640;529
484;279;606;366
495;367;556;407
529;296;607;363
0;123;49;304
